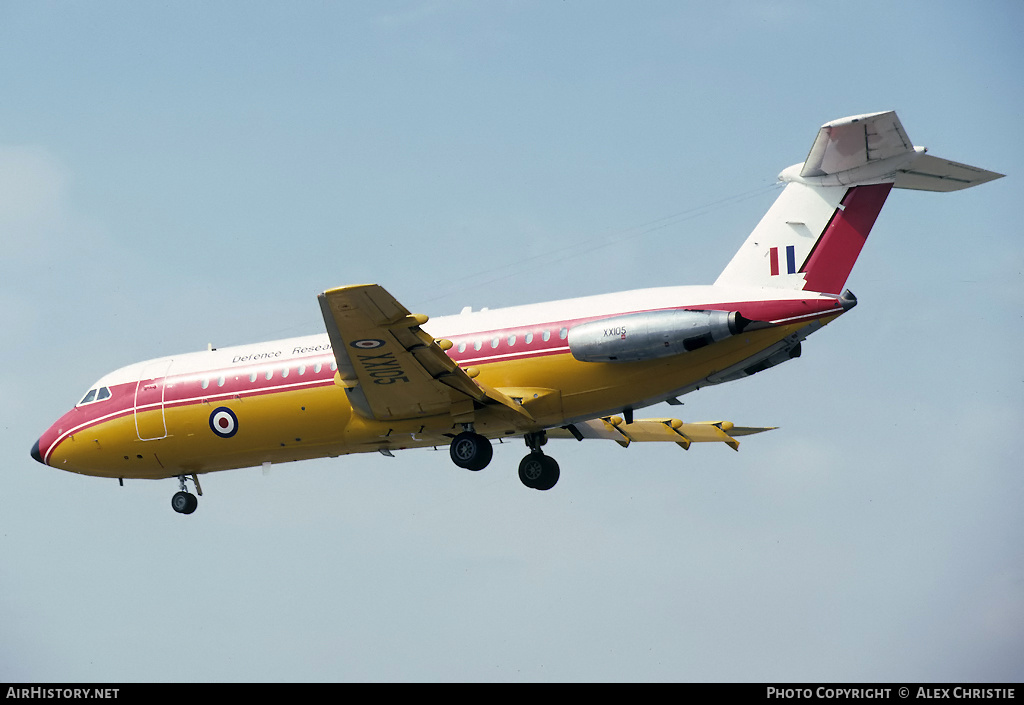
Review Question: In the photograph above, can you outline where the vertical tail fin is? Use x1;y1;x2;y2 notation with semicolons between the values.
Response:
714;111;1003;294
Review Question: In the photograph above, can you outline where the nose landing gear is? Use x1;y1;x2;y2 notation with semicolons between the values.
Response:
171;474;202;515
171;491;198;514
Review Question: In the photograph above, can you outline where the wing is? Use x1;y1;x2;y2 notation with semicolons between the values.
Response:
551;416;775;451
318;284;530;422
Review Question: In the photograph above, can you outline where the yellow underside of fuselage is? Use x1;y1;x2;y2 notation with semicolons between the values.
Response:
48;319;828;480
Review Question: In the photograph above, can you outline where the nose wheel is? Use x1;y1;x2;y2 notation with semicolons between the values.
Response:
171;474;202;514
172;491;198;514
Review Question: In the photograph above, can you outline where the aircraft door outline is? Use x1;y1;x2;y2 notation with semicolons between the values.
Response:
134;359;174;441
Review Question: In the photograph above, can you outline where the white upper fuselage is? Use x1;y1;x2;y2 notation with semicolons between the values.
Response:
86;284;839;392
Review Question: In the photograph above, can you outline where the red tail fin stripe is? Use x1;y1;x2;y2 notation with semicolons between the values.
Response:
800;183;893;294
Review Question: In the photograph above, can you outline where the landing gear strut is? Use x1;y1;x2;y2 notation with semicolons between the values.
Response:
449;428;493;471
171;474;201;514
519;431;559;491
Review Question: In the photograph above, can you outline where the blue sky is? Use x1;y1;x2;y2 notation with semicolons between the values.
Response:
2;0;1022;682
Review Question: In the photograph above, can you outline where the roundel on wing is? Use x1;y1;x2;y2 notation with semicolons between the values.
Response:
209;407;239;438
350;338;386;350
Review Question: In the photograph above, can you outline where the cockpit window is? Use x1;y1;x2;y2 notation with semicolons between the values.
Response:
78;386;111;406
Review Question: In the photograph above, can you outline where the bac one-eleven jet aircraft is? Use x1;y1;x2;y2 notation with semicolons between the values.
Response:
31;112;1002;514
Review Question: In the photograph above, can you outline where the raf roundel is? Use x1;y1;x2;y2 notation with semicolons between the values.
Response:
209;407;239;438
350;338;386;350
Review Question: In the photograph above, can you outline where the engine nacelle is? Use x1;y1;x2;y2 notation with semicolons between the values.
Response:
568;309;746;363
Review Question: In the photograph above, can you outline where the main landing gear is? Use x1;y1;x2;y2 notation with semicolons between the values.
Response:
448;430;561;489
449;428;493;471
171;474;202;515
518;431;559;491
447;427;559;490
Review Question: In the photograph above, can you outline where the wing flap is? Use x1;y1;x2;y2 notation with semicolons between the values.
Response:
555;416;775;451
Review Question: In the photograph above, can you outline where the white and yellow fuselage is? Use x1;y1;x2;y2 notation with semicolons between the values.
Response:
35;284;842;480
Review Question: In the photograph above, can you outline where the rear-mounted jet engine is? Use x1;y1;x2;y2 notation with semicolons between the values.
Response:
568;309;752;363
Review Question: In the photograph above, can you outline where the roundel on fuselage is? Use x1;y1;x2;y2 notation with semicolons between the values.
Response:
209;407;239;438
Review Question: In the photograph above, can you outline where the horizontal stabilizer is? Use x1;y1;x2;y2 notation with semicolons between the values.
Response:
786;111;1004;190
893;154;1004;192
801;111;912;178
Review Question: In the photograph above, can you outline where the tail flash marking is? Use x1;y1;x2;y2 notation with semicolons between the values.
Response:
768;245;797;277
799;183;892;294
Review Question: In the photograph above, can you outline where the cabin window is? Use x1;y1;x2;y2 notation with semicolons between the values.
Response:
525;332;533;344
507;335;516;346
249;372;257;383
330;361;338;371
281;367;289;378
559;327;568;340
474;340;482;351
491;337;499;349
542;330;551;342
217;376;225;387
458;342;466;353
265;370;273;381
201;379;209;389
314;362;322;374
298;365;306;375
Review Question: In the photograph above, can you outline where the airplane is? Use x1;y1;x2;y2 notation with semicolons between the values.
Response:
30;111;1002;514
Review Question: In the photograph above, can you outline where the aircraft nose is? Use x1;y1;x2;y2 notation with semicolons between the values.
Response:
31;439;44;465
